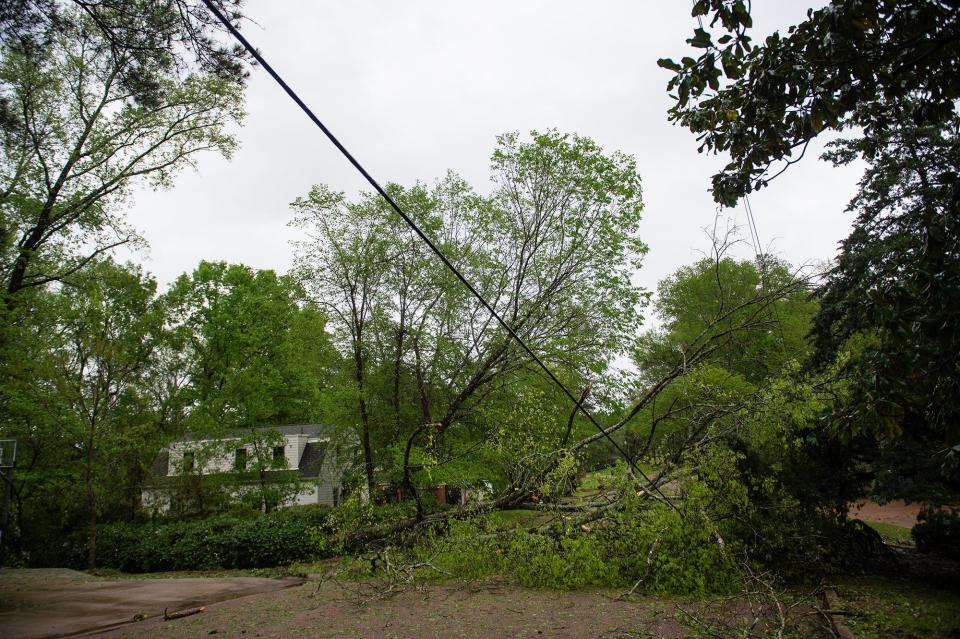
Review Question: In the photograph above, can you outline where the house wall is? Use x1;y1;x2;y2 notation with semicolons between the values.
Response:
148;428;349;511
168;439;245;475
167;434;305;475
291;434;308;468
294;482;319;506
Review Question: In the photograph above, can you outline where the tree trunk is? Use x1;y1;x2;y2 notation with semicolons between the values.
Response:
353;343;376;499
402;425;427;522
85;430;97;570
392;326;405;436
412;336;432;424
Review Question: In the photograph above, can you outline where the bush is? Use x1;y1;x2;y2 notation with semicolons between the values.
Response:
404;484;741;595
913;508;960;560
69;505;333;572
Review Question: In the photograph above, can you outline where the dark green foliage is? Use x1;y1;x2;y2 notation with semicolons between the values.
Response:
66;505;332;572
912;508;960;560
810;118;960;502
661;0;960;206
663;0;960;511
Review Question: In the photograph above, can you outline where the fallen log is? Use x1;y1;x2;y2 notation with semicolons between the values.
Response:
163;606;206;621
820;589;856;639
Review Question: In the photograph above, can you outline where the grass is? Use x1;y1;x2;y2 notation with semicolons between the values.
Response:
486;508;540;527
578;463;656;493
835;574;960;639
863;520;913;545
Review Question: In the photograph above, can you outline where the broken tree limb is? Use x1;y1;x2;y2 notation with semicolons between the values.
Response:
621;526;668;598
821;588;856;639
560;383;592;447
163;606;206;621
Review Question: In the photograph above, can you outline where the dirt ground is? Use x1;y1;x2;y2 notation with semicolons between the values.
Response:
0;569;303;639
0;569;704;639
4;567;948;639
103;578;702;639
849;500;924;528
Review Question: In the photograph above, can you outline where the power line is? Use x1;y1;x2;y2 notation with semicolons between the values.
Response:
689;0;789;359
199;0;675;509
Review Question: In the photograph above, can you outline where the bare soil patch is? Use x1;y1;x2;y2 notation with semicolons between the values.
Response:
0;569;303;639
101;578;691;639
848;500;924;528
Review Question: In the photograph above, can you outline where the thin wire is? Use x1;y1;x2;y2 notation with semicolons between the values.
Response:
744;195;788;352
691;0;788;359
200;0;675;509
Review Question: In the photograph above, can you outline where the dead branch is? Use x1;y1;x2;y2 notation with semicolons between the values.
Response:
820;587;857;639
163;606;206;620
620;526;668;598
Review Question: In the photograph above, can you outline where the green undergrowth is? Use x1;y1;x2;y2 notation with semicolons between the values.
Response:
863;520;913;545
397;488;740;596
485;508;542;528
577;464;655;494
835;574;960;639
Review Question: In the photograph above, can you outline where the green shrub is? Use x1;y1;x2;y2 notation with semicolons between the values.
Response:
913;508;960;560
71;505;333;572
402;484;741;595
507;532;615;589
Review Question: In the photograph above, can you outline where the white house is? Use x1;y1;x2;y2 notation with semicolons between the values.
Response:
144;423;348;511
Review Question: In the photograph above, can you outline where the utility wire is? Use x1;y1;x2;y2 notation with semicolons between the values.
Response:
744;196;788;353
200;0;675;509
690;0;788;355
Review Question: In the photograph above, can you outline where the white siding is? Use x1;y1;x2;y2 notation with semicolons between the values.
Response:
294;483;319;506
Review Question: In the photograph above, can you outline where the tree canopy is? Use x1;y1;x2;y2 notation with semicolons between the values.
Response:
662;0;960;501
291;130;649;503
660;0;959;206
0;10;244;304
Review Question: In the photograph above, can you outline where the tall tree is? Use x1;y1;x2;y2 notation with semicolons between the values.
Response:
0;0;251;93
293;130;649;508
0;11;243;304
631;251;816;459
16;260;162;568
162;261;336;435
160;261;338;511
661;1;960;499
637;255;816;386
291;190;393;497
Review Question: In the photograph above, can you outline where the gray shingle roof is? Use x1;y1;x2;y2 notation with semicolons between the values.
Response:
298;441;327;478
149;448;169;477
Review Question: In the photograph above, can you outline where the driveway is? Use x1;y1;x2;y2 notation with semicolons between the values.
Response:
0;568;303;639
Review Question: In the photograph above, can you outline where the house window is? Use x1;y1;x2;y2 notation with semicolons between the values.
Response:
182;451;195;473
273;446;285;464
234;448;247;471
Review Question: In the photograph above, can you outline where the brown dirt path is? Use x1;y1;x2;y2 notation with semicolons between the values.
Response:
0;569;303;639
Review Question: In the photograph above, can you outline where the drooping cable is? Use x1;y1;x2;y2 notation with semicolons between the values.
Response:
199;0;676;508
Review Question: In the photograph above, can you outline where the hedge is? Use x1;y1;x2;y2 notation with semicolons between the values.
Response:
67;505;332;572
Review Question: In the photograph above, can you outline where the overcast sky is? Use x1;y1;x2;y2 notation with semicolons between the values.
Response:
126;1;863;308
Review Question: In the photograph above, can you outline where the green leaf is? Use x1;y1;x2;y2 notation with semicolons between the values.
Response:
657;58;682;72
